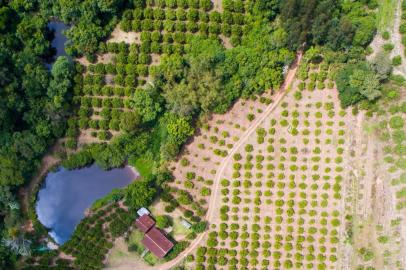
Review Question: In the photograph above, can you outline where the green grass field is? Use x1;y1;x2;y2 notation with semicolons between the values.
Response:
377;0;397;32
171;217;191;237
133;157;154;177
127;230;145;254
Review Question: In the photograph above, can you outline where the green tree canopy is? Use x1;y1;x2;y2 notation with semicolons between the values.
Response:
124;180;157;210
336;62;382;107
47;56;74;108
130;86;162;123
166;115;195;145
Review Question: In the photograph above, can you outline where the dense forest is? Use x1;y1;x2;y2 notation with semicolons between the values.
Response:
0;0;383;268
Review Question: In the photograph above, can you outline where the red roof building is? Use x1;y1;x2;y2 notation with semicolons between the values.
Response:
135;214;155;233
141;227;174;258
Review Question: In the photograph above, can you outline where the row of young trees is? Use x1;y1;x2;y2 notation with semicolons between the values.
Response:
193;74;346;269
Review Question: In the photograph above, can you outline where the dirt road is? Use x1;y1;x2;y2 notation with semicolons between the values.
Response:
368;0;406;77
154;52;303;270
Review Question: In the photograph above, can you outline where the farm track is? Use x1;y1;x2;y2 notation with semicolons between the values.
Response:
155;52;303;270
369;0;406;77
392;0;406;77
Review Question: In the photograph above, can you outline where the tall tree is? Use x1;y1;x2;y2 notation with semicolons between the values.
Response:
47;56;74;108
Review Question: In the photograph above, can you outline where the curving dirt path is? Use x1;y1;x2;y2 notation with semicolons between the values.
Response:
154;52;303;270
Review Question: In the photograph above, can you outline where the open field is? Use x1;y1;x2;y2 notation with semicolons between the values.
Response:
377;0;398;32
369;0;406;77
340;87;406;270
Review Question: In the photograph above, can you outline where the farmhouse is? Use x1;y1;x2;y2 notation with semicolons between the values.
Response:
141;227;174;258
135;214;155;233
135;211;174;258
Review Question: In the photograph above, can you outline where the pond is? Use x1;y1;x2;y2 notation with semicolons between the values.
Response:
35;165;138;244
47;21;70;67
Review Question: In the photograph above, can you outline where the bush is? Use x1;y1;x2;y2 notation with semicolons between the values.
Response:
156;215;171;229
389;116;404;129
383;43;394;51
98;131;111;140
400;22;406;34
247;113;255;121
65;138;77;149
392;56;402;66
294;91;302;100
192;221;207;233
200;187;211;196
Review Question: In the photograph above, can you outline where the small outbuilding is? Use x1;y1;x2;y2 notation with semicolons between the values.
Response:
135;214;155;233
180;219;192;229
142;227;174;258
137;207;150;217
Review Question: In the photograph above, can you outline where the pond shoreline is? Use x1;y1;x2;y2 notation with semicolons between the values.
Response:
36;164;138;244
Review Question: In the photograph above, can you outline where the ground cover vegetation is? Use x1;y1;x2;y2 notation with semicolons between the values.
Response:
339;76;406;270
0;0;395;269
401;0;406;57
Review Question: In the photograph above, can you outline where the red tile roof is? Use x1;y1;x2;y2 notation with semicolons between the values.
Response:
141;227;174;258
135;214;155;233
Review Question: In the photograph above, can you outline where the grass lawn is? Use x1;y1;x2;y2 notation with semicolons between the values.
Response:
133;156;154;177
377;0;397;32
171;217;191;237
144;252;164;266
127;230;145;254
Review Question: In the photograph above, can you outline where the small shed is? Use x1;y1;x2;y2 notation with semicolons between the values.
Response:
135;214;155;233
142;227;174;258
180;219;192;229
137;207;150;217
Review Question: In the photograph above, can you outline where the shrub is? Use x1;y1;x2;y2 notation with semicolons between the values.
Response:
156;215;171;229
245;144;253;152
65;138;77;149
294;91;302;100
400;22;406;34
98;131;110;140
247;113;255;121
200;187;211;196
186;172;196;180
389;116;404;129
184;181;194;189
392;55;402;66
383;43;394;51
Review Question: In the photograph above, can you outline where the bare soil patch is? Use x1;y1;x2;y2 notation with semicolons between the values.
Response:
211;0;223;12
108;26;141;44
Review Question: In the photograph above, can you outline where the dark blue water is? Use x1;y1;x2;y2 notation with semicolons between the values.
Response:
35;165;138;244
46;21;70;69
49;21;69;58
